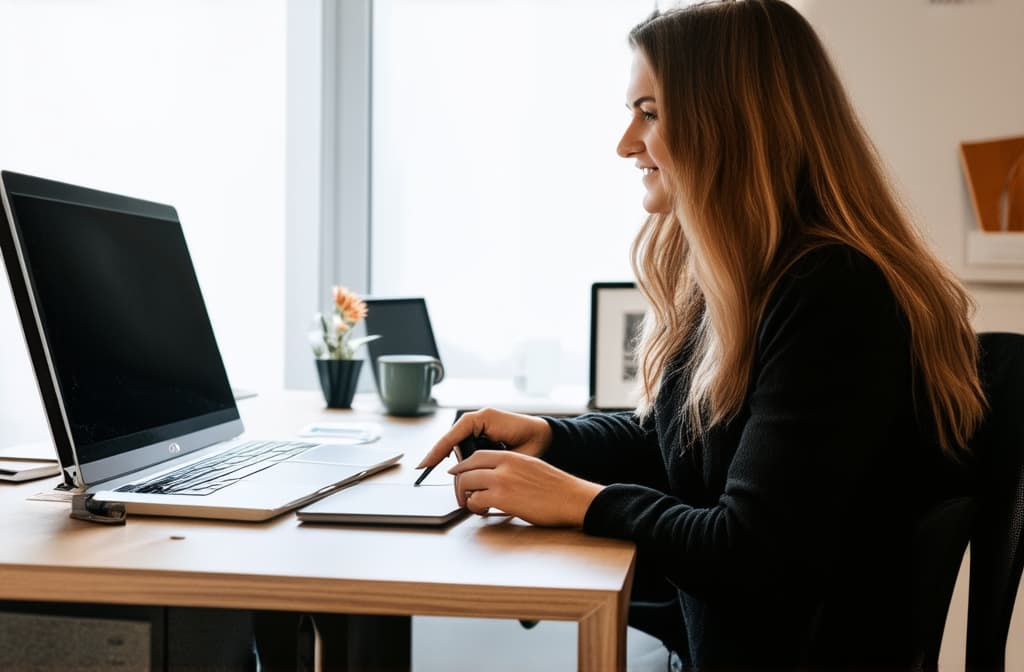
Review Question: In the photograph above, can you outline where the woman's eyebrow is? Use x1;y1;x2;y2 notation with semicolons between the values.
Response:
628;96;656;110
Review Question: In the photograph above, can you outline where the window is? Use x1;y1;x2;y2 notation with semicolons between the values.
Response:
372;0;656;385
0;0;286;443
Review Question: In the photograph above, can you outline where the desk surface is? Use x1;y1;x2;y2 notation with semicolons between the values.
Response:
431;377;591;415
0;391;635;670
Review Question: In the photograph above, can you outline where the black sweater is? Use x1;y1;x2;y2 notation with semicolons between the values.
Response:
544;246;954;670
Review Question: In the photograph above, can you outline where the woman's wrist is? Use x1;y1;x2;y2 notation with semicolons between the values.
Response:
568;479;605;528
520;415;554;458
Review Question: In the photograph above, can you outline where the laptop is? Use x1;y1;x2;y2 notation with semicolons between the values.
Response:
363;297;442;394
0;171;402;521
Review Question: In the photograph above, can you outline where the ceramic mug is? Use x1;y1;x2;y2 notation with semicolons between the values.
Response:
377;354;445;416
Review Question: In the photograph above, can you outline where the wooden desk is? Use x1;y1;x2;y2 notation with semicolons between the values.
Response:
0;391;635;670
431;377;592;415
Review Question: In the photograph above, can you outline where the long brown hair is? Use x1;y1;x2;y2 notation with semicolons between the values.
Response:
629;0;985;456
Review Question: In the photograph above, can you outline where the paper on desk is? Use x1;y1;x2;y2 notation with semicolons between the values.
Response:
28;490;74;503
0;441;57;462
0;460;54;471
297;422;381;444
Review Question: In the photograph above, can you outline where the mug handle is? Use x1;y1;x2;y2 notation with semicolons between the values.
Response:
429;359;445;385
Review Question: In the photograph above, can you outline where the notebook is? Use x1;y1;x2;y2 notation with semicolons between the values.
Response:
0;171;402;521
0;441;60;482
297;483;465;526
0;458;60;483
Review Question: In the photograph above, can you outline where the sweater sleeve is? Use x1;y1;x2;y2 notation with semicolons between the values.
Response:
582;249;911;599
541;411;669;491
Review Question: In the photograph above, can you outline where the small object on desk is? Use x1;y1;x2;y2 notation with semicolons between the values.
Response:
513;339;560;397
378;354;445;417
454;433;508;461
296;422;381;444
232;387;259;401
0;441;59;483
0;459;60;483
412;465;436;487
27;489;75;503
297;482;466;527
413;434;508;486
70;493;127;525
0;440;55;460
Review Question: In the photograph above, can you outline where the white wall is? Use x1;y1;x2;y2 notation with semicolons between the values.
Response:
794;0;1024;334
0;0;287;447
793;3;1024;666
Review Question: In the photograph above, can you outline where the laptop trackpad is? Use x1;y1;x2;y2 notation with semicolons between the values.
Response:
294;444;402;466
223;461;369;506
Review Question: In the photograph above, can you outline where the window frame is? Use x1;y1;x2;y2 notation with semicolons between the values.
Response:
284;0;373;389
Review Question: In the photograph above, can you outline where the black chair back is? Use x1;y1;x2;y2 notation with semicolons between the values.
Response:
911;495;976;668
965;332;1024;670
911;332;1024;670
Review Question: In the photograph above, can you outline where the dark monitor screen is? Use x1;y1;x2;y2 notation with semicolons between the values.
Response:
4;188;237;464
363;298;441;389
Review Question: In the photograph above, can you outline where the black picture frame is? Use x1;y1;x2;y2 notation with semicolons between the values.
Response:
588;282;649;411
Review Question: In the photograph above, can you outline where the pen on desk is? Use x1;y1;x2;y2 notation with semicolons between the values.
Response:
414;434;507;486
413;465;435;487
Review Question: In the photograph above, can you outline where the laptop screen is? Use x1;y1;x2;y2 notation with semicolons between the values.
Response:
2;180;237;468
363;298;441;389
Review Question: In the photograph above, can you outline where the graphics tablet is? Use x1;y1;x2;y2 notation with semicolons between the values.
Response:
296;483;466;527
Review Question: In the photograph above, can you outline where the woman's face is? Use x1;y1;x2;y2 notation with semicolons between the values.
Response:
617;50;672;215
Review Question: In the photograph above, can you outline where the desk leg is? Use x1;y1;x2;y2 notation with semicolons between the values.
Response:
578;594;628;672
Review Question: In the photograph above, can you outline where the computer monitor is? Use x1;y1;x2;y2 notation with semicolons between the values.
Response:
0;170;240;486
362;297;441;391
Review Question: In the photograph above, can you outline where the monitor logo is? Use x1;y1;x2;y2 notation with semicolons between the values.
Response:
168;442;181;454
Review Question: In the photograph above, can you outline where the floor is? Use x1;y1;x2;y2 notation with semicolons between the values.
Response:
411;617;669;672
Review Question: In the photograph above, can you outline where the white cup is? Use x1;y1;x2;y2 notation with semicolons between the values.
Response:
513;339;560;397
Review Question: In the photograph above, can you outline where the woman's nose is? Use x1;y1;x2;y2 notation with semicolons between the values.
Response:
617;123;643;159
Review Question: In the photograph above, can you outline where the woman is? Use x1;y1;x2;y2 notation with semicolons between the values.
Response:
417;1;986;668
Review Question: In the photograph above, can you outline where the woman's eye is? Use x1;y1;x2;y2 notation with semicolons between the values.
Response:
641;109;658;121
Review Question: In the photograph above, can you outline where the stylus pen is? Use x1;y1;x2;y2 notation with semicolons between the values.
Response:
413;465;435;487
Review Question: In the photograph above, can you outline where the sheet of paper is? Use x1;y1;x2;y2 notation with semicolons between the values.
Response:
0;460;55;472
27;490;74;503
296;422;381;444
0;441;56;461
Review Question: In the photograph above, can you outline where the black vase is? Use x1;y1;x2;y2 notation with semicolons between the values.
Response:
315;359;363;409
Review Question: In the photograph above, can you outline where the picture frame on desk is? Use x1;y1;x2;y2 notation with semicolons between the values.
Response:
589;282;649;411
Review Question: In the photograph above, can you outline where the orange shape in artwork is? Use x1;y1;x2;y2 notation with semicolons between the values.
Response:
960;136;1024;232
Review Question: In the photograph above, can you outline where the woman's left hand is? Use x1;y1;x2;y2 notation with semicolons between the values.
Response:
448;450;604;528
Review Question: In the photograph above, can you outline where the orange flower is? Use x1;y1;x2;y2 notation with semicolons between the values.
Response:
333;285;368;323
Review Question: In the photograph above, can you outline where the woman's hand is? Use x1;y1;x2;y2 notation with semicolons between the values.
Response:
416;407;553;469
448;450;604;528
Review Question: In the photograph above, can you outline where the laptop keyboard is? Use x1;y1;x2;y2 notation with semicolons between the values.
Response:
115;440;317;496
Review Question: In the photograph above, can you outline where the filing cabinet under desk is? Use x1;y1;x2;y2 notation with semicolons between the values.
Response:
0;603;254;672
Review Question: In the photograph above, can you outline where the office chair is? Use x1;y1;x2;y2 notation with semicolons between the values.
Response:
911;495;976;669
965;331;1024;670
912;331;1024;671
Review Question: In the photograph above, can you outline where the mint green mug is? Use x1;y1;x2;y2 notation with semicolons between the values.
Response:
377;354;445;416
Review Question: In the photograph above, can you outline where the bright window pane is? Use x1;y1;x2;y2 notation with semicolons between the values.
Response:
372;0;656;385
0;0;285;444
